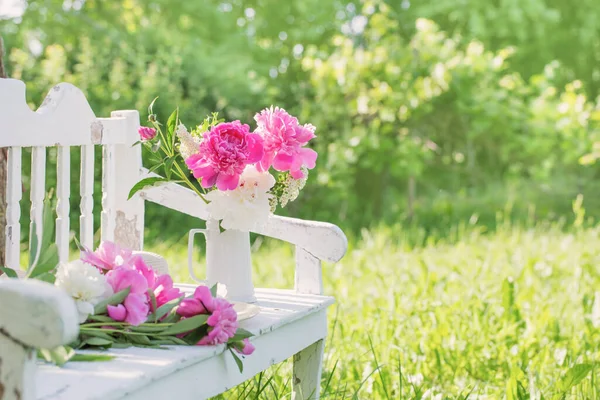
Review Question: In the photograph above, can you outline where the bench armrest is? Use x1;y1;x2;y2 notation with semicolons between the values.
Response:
0;279;79;349
138;170;348;263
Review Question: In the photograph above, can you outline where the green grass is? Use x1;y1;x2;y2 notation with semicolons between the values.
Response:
147;218;600;399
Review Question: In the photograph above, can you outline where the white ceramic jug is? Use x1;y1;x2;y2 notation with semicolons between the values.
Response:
188;219;257;303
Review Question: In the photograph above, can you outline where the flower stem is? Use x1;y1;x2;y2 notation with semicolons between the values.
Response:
173;163;208;203
80;327;172;337
81;322;173;328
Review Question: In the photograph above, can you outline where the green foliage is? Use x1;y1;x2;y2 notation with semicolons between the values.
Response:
147;218;600;398
301;3;600;227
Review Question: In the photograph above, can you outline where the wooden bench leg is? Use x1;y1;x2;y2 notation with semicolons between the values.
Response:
292;339;324;400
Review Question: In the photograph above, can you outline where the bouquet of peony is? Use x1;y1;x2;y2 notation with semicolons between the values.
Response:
130;101;318;231
1;204;254;371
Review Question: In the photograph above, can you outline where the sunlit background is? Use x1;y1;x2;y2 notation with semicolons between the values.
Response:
2;0;600;398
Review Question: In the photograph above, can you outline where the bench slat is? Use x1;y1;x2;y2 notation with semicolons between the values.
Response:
55;146;71;262
29;147;46;265
5;147;22;270
80;144;95;251
101;144;116;242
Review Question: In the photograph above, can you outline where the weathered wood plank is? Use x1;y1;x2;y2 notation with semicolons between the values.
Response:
295;247;323;295
293;340;325;400
0;335;36;400
29;146;46;264
55;146;70;262
101;144;116;242
5;147;22;270
110;110;144;251
0;80;126;147
79;144;95;251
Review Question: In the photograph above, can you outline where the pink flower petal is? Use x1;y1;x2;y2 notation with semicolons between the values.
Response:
245;133;264;164
216;173;240;191
194;286;215;312
237;338;255;355
272;152;294;171
107;304;127;321
290;169;306;179
123;294;149;326
299;148;318;169
177;299;208;317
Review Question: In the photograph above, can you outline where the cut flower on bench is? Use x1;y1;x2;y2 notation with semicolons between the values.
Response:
17;233;255;371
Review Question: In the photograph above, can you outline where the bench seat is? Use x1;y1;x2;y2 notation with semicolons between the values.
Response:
36;287;334;400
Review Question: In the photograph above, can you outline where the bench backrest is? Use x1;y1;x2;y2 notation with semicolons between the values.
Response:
1;79;348;297
0;79;145;270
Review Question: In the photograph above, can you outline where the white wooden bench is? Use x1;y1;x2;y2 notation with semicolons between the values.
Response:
0;79;347;400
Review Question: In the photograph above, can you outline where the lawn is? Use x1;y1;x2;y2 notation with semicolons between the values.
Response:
145;217;600;399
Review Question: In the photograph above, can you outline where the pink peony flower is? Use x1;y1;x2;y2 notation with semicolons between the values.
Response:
236;338;255;355
176;285;214;317
82;241;133;272
185;121;264;191
176;285;238;345
130;256;183;310
106;266;150;326
197;298;238;345
138;126;157;141
254;106;317;179
152;274;183;309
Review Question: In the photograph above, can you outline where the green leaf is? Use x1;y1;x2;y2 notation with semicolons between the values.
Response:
147;97;158;115
129;334;152;346
27;244;59;279
166;108;178;151
229;347;244;373
128;177;168;200
36;272;56;284
80;330;114;341
0;266;18;278
94;287;131;315
161;312;181;324
131;140;142;148
130;324;169;333
164;157;175;180
230;328;253;342
85;337;114;347
558;364;594;392
151;297;181;322
70;353;115;362
28;220;39;268
41;195;55;250
87;315;115;323
148;289;158;315
210;283;218;298
148;160;166;173
182;324;208;345
160;314;208;335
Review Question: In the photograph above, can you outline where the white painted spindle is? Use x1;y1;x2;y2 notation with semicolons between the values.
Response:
5;147;22;270
101;144;116;242
55;146;70;262
79;145;94;250
29;147;46;264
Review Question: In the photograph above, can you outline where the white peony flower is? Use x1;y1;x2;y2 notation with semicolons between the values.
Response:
55;260;113;323
206;166;275;232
